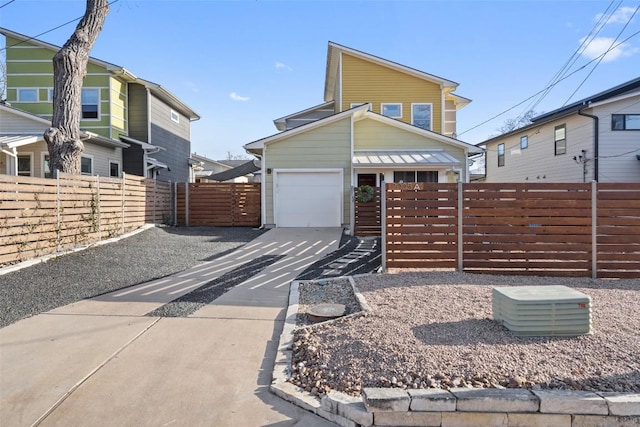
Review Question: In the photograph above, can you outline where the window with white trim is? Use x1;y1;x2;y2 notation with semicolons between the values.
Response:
498;143;505;167
17;153;33;176
81;155;93;175
18;89;38;102
170;109;180;123
48;88;55;102
42;153;52;178
412;103;432;130
109;160;120;178
612;114;640;130
554;124;566;155
393;170;438;183
381;103;402;118
81;88;99;119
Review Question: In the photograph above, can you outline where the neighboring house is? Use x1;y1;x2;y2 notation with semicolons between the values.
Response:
0;102;129;177
480;77;640;183
244;42;482;229
1;27;200;182
190;153;259;182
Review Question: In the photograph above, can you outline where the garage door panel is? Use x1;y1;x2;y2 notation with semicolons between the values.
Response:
275;171;342;227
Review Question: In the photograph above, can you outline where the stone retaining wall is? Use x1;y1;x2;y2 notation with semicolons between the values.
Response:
272;279;640;427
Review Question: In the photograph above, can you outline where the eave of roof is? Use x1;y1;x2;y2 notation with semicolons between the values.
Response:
273;101;335;131
204;160;260;182
324;41;459;102
120;136;164;153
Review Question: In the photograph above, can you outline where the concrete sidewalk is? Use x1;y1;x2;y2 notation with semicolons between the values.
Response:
0;228;342;426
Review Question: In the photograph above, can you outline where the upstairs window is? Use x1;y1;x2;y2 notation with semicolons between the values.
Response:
612;114;640;130
381;103;402;118
554;124;566;155
109;161;120;178
412;103;432;131
498;143;505;167
48;88;55;102
170;109;180;123
520;135;528;149
18;89;38;102
81;88;99;120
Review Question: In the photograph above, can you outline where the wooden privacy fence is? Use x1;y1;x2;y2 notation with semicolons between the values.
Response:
384;182;640;279
354;187;382;237
0;173;172;266
176;182;261;227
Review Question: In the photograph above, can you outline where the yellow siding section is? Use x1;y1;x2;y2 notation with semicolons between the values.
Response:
265;118;352;225
341;53;443;134
110;77;128;134
354;119;467;181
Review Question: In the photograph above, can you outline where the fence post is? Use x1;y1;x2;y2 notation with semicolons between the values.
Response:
121;172;126;235
173;182;177;226
458;180;463;272
592;180;597;279
381;182;387;273
185;182;189;227
96;175;101;240
56;169;61;252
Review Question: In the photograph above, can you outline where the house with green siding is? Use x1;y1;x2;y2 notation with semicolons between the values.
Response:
245;42;482;230
1;27;199;182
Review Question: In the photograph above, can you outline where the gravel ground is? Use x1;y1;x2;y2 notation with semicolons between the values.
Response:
296;278;362;326
0;226;265;327
290;271;640;397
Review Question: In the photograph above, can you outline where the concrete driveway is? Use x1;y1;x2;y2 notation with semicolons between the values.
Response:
0;228;342;426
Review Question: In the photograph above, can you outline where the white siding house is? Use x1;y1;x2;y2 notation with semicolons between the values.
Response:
481;77;640;183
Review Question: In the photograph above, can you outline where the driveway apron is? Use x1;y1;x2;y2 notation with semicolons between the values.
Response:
0;228;341;427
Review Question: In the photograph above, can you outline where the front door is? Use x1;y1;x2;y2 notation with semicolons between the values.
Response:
357;173;376;187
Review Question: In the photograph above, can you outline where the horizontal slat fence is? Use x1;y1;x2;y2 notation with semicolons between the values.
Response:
0;173;172;267
354;187;382;237
176;182;261;227
384;182;640;279
596;183;640;278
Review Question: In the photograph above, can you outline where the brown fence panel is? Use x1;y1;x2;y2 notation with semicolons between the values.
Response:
597;183;640;278
1;173;173;267
354;187;381;236
385;183;458;269
462;183;592;277
182;182;261;227
176;182;187;225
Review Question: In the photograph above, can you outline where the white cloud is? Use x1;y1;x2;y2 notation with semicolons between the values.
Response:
596;6;637;25
580;36;639;62
275;61;293;71
229;92;250;102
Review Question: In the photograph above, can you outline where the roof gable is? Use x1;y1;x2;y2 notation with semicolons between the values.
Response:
324;42;458;103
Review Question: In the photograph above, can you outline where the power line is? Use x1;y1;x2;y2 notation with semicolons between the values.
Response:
458;28;640;138
0;0;17;9
562;4;640;106
0;0;119;52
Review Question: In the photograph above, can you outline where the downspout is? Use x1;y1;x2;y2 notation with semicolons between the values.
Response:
578;104;599;182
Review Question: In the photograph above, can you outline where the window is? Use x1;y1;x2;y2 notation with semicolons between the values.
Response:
497;143;505;167
109;161;120;178
170;109;180;123
554;124;566;155
18;89;38;102
412;103;432;130
81;88;99;119
612;114;640;130
393;170;438;183
42;153;52;178
48;88;55;102
81;156;93;175
17;154;32;176
381;103;402;118
520;135;528;149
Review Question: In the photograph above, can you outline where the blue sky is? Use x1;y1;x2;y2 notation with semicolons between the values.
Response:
1;0;639;160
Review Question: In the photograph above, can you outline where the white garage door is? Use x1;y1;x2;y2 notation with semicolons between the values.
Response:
275;170;342;227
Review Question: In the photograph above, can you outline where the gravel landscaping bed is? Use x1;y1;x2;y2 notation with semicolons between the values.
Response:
0;226;265;327
290;271;640;397
296;278;362;327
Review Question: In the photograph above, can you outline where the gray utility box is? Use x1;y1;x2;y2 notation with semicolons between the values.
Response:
492;285;592;336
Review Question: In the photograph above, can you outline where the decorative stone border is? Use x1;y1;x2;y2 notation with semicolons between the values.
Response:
271;277;640;427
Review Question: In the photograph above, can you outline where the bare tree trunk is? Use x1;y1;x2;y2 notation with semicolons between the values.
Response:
44;0;109;175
